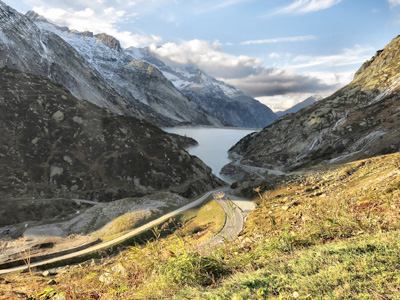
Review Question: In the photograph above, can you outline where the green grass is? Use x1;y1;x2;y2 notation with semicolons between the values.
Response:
176;230;400;299
4;152;400;300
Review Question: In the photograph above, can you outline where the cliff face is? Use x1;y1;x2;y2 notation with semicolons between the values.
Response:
0;67;223;202
227;36;400;173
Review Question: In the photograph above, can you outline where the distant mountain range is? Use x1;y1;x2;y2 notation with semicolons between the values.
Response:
226;36;400;175
21;9;276;128
275;95;321;117
127;48;277;128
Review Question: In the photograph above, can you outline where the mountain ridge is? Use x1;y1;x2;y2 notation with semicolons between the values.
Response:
25;9;276;129
225;35;400;175
128;47;278;128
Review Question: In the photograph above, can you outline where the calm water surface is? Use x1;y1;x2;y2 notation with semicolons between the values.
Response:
164;127;257;183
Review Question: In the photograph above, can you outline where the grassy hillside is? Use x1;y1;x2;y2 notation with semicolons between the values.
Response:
1;152;400;299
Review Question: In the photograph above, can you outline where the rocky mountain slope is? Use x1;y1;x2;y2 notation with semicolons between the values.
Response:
276;95;321;117
126;48;277;128
227;36;400;173
26;11;224;127
0;2;131;115
0;67;223;203
0;1;222;127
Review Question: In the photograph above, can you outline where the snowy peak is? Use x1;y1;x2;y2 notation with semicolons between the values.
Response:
26;11;122;52
126;47;277;128
94;33;122;52
95;33;122;52
25;10;48;22
24;10;223;127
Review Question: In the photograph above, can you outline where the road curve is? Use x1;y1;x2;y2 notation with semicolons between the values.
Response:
203;190;255;248
0;187;228;275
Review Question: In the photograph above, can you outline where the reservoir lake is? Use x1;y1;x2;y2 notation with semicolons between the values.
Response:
164;127;257;183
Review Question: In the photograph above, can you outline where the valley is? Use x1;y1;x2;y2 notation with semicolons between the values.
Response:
0;0;400;299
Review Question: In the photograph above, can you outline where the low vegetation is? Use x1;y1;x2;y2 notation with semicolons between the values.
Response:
1;152;400;299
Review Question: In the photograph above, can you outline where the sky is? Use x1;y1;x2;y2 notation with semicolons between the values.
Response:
8;0;400;111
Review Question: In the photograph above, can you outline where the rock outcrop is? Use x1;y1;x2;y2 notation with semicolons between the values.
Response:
0;67;224;203
227;36;400;173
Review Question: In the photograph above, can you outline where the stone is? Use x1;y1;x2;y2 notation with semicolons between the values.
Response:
99;272;114;285
50;166;63;178
42;270;57;277
52;111;64;122
47;279;57;285
111;264;127;276
73;116;83;124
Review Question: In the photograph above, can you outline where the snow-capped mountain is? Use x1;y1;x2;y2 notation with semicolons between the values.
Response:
127;47;277;128
26;11;223;127
0;2;134;116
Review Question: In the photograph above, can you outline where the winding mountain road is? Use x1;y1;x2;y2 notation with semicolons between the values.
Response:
0;187;254;275
203;191;255;248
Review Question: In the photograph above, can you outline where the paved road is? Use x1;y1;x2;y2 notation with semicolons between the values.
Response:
0;187;229;275
203;190;255;248
231;154;285;178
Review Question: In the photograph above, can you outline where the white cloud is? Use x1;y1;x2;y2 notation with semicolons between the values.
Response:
214;0;252;9
193;0;252;13
274;0;342;15
290;45;375;69
388;0;400;7
32;6;162;47
149;39;366;113
149;39;264;79
241;35;316;45
269;53;281;59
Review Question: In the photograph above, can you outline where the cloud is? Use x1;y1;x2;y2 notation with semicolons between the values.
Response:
149;39;368;109
149;39;264;79
388;0;400;7
223;69;335;98
291;45;375;69
241;35;316;45
32;6;162;47
215;0;252;9
274;0;342;15
246;69;354;112
256;94;312;112
193;0;253;13
269;53;281;59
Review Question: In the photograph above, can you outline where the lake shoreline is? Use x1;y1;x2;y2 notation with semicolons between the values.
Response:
163;127;258;183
